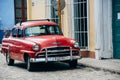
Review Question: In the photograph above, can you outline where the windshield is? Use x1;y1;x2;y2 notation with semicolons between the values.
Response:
24;25;63;37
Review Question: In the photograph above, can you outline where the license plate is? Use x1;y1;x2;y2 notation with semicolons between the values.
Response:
55;57;65;61
48;56;70;61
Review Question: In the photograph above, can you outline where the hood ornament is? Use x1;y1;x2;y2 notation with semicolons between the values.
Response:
52;37;57;41
53;42;61;45
52;37;61;45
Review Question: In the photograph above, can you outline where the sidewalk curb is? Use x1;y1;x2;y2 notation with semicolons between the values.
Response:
78;63;120;74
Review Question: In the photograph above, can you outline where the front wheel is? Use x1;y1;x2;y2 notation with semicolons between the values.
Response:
69;60;78;68
6;52;14;66
26;56;33;71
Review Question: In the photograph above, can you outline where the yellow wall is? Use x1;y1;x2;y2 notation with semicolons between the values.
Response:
27;0;46;20
27;0;32;20
27;0;95;51
89;0;95;51
62;0;69;37
62;0;75;38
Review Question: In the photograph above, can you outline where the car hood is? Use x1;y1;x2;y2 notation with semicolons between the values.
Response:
25;35;72;48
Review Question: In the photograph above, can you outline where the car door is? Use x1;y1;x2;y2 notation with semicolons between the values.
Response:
15;28;24;61
10;28;18;60
11;28;24;61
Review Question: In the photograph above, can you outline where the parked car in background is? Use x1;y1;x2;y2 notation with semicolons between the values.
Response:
1;19;82;71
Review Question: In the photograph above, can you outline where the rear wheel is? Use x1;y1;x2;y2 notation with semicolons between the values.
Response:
6;52;14;66
69;60;78;68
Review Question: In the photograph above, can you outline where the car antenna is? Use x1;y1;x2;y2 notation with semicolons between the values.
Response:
27;19;50;21
47;19;50;21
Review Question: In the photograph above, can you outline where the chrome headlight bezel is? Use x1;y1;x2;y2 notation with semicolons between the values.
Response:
32;44;39;51
73;42;79;48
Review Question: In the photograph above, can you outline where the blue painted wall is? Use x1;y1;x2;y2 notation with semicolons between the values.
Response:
0;30;5;43
0;0;15;43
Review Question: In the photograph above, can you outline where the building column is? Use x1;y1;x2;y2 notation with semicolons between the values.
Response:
94;0;103;59
102;0;113;58
94;0;113;59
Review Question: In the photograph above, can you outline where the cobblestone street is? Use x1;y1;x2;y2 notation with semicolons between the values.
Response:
0;53;120;80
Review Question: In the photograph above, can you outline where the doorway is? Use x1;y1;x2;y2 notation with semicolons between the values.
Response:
112;0;120;59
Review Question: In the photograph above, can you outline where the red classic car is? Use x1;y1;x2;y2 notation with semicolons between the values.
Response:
1;19;82;71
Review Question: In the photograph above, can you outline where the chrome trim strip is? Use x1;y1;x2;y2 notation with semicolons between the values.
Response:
45;48;48;63
46;50;70;53
70;47;72;60
39;50;70;53
37;53;78;57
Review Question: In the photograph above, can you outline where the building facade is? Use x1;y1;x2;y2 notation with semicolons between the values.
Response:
0;0;119;59
27;0;120;59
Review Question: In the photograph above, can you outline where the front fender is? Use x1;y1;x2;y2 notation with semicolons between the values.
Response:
20;50;35;58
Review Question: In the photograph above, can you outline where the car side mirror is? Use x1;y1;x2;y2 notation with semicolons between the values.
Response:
4;31;10;38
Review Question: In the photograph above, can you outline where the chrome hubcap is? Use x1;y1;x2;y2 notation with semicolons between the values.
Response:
6;53;10;63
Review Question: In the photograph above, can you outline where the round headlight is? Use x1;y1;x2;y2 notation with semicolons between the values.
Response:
74;42;79;48
33;44;39;51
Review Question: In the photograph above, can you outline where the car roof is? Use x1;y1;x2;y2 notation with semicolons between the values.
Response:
14;21;57;29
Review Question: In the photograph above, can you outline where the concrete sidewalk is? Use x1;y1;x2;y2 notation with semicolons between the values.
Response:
78;58;120;74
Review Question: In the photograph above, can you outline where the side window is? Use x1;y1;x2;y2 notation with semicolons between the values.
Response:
40;26;46;35
48;26;55;34
18;29;23;38
12;28;17;37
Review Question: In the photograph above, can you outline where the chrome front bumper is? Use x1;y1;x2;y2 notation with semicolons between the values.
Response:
30;56;82;63
30;46;82;63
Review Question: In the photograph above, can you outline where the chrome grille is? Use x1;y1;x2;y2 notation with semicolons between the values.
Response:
36;47;79;58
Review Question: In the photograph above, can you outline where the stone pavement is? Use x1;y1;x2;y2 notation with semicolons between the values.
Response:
78;58;120;74
0;44;120;74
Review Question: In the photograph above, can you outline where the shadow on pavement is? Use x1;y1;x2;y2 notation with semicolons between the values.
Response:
13;62;86;72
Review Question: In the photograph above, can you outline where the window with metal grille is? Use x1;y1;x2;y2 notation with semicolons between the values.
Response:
50;0;59;24
73;0;88;49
